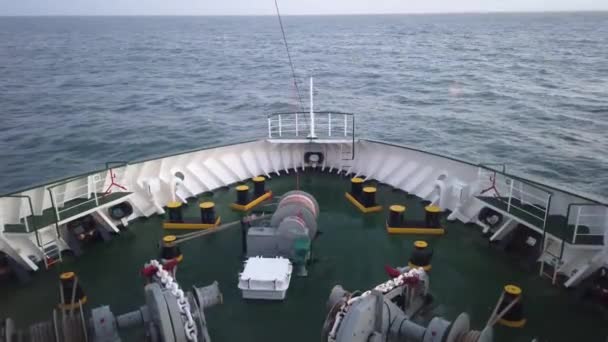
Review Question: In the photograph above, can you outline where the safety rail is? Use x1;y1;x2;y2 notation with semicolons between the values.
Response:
566;203;608;245
267;111;354;140
48;174;103;222
1;194;58;247
479;163;507;174
477;166;553;233
47;165;127;223
2;195;35;233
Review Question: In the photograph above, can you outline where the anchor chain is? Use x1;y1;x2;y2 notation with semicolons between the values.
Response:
148;259;198;342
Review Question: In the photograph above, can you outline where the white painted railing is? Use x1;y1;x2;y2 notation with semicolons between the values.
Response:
477;167;552;230
267;112;354;139
1;195;35;232
48;167;126;222
568;204;608;245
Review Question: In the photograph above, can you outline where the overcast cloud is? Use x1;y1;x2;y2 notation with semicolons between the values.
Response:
1;0;607;16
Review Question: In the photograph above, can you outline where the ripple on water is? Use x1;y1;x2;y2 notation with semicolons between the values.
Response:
0;14;606;199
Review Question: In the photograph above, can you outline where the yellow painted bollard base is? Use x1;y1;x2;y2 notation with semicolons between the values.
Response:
344;192;382;213
385;223;445;235
163;217;222;230
230;191;272;212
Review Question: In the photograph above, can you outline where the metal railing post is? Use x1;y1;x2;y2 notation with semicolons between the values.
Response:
295;113;299;136
605;209;608;236
4;195;35;233
266;111;354;140
49;189;60;222
267;117;272;138
539;194;552;256
21;198;30;233
507;179;514;212
573;206;582;244
351;114;356;158
309;78;316;138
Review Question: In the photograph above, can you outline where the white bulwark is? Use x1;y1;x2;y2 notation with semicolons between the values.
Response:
238;257;293;300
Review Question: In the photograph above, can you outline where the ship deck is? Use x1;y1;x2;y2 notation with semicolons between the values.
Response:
0;171;605;341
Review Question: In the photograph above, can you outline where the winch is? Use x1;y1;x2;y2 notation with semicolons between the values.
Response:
246;190;319;276
321;267;494;342
1;261;222;342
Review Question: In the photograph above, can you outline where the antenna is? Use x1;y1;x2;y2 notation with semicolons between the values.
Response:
274;0;304;110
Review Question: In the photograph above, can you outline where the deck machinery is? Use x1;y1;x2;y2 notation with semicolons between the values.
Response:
0;260;222;342
246;190;319;276
322;268;493;342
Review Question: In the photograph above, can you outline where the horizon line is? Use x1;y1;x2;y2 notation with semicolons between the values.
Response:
1;9;608;17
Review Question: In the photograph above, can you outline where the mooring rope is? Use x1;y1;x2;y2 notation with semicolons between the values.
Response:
274;0;304;110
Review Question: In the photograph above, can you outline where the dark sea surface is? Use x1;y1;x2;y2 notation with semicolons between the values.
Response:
0;13;607;198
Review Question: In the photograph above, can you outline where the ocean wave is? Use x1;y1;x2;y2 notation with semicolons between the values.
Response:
0;14;606;199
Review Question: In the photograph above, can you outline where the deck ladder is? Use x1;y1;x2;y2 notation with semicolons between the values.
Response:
538;237;564;285
35;224;63;269
339;142;355;175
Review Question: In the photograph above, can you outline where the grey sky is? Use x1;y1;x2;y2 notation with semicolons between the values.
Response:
2;0;607;16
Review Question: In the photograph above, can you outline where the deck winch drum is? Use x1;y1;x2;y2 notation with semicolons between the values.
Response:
271;203;318;239
277;190;320;218
247;191;319;274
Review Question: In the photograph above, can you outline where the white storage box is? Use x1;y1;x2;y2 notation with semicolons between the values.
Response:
238;257;292;300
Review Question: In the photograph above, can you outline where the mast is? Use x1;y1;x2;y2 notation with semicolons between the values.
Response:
309;77;316;138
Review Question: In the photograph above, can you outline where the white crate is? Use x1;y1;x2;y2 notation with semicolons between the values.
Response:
238;256;292;300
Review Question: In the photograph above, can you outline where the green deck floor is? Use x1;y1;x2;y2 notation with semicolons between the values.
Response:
0;172;606;341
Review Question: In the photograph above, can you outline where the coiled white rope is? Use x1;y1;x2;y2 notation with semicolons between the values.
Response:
148;259;198;342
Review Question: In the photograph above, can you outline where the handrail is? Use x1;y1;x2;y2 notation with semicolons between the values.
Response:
478;166;554;197
52;177;105;209
267;111;354;117
267;111;354;140
566;203;608;245
3;195;35;234
105;161;129;169
541;194;553;255
478;163;507;174
351;114;356;159
46;188;61;245
46;161;127;191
